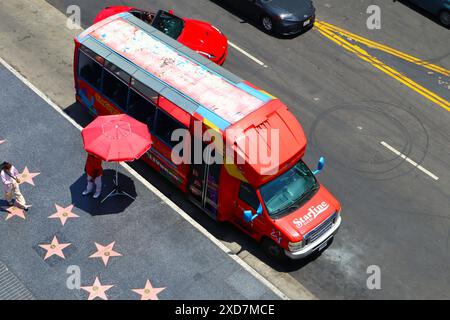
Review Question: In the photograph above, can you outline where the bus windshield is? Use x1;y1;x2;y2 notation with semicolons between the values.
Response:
151;10;185;39
260;160;319;218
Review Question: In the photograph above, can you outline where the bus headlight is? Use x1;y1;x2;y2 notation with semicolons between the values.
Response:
288;240;304;252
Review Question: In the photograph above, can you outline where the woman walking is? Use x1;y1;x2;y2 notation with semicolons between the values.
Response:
1;162;31;210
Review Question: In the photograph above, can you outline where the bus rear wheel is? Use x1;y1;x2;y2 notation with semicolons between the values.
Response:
262;238;286;260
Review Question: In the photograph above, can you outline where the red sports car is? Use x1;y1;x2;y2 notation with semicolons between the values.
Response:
93;6;228;65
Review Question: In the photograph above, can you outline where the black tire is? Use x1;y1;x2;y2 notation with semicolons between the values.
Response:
439;10;450;27
260;15;274;33
262;238;286;260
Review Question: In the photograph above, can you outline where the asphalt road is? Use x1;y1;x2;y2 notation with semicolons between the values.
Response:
29;0;450;299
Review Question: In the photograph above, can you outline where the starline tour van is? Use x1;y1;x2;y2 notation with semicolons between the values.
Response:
74;12;341;259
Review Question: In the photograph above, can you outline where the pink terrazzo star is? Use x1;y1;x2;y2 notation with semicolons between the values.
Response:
132;279;165;300
38;236;71;260
81;277;114;300
5;206;26;220
18;167;40;186
48;204;79;226
89;241;122;266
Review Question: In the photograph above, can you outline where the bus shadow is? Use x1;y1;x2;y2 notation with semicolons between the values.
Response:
65;102;94;128
69;169;137;216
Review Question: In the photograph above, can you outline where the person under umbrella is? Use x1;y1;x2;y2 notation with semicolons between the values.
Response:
82;153;103;199
81;114;152;203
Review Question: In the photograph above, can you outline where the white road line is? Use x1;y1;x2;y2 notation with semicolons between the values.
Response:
0;56;289;300
228;41;268;67
380;141;439;181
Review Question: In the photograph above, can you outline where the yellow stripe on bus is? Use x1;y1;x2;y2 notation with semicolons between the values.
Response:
260;90;277;100
203;118;221;133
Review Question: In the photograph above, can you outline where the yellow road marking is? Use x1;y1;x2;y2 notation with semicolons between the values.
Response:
315;21;450;112
316;20;450;76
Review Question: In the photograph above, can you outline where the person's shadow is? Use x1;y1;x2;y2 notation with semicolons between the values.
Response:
69;169;137;216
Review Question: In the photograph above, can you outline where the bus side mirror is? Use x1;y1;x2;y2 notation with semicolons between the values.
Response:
313;156;325;175
243;204;263;223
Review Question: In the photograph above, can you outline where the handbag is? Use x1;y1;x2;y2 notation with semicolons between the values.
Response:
4;169;19;183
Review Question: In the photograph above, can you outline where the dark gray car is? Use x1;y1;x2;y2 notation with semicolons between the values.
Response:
221;0;316;35
407;0;450;26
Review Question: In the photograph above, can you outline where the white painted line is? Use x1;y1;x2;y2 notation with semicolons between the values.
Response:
228;41;268;67
380;141;439;181
0;55;288;300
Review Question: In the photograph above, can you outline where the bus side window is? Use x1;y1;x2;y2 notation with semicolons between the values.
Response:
154;109;185;148
78;50;102;90
127;89;156;132
102;62;129;110
131;78;158;104
239;183;260;211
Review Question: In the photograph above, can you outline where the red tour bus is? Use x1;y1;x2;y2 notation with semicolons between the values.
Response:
74;12;341;259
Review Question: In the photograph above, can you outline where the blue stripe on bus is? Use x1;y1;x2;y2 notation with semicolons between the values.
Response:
236;83;273;103
195;106;230;130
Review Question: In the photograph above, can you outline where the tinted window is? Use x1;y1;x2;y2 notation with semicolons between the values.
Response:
154;110;185;148
151;10;185;39
127;89;156;130
78;50;102;90
239;183;260;210
105;61;131;84
131;78;159;104
102;69;129;110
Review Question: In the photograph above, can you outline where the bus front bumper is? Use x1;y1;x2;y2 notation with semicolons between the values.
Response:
284;215;341;260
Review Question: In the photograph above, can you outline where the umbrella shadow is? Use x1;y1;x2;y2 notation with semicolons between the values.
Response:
69;169;137;216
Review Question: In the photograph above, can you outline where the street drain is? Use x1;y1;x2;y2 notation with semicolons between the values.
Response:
0;261;35;300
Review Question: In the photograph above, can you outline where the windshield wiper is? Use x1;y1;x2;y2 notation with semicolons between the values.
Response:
290;185;320;210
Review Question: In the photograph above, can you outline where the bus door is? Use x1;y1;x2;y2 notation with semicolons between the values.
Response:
234;182;268;238
189;142;221;219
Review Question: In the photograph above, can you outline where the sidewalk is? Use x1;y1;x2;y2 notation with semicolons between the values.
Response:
0;63;280;300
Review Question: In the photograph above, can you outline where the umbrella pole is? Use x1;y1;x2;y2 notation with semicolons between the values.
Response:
101;161;136;204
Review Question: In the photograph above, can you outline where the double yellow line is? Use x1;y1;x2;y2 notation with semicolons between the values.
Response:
315;20;450;112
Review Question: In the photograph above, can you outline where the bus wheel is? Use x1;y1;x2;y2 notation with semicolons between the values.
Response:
262;238;286;260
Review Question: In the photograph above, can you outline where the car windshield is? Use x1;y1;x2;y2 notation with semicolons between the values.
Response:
260;160;319;218
151;10;184;39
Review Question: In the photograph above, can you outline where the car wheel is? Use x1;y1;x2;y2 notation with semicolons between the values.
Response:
261;16;274;33
262;238;286;260
439;10;450;27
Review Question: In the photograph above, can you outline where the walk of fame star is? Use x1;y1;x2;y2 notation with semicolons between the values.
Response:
18;167;40;186
5;206;26;220
132;279;165;300
89;241;122;266
81;277;114;300
38;236;71;260
48;204;79;226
